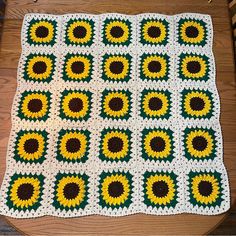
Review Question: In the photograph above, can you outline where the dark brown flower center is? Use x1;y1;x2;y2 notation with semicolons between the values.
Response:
108;137;124;153
152;180;169;197
187;61;201;74
148;97;163;111
190;97;205;111
147;26;161;38
185;26;199;38
192;136;208;151
73;26;87;39
148;61;161;73
35;26;49;38
110;26;124;38
33;61;47;74
63;182;80;200
17;183;34;200
68;98;83;112
24;138;39;154
71;61;85;74
109;61;124;74
198;180;213;197
108;181;124;197
27;98;43;113
108;97;123;111
66;138;81;153
150;137;166;152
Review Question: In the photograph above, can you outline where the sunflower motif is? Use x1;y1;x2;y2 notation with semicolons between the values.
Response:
184;128;216;160
143;171;178;207
102;54;131;82
99;171;132;208
179;53;209;81
178;19;207;46
14;130;48;163
63;54;93;82
53;173;89;210
182;90;213;118
141;54;169;81
24;54;55;82
18;91;51;121
141;19;169;45
188;171;223;207
28;19;57;45
100;128;131;162
57;129;90;163
142;128;174;162
60;90;92;121
103;19;131;45
141;89;171;119
7;173;44;211
65;19;94;46
101;90;131;120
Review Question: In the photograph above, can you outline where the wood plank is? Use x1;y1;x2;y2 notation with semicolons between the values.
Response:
0;0;235;235
0;217;19;235
211;213;236;235
3;0;230;19
2;214;235;235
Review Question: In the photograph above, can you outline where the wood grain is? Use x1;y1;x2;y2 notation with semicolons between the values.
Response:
0;0;235;235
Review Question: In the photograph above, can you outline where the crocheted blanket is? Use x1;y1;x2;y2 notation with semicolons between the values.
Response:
0;13;230;218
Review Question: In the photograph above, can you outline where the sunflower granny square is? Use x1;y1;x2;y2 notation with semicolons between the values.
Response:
0;13;230;218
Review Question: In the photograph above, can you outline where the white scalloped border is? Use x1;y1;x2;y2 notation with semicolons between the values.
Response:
0;12;230;218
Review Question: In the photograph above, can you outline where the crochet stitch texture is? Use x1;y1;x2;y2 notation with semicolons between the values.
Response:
0;13;230;218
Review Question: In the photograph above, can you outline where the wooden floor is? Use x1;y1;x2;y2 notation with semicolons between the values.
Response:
0;0;235;235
